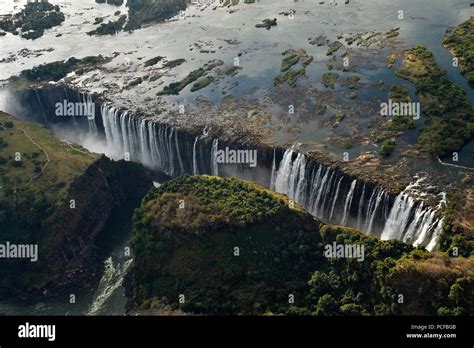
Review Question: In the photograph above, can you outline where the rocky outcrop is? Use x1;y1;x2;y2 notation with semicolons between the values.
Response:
0;156;152;298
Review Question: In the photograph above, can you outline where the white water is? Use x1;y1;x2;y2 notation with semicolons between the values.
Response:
380;178;445;251
193;136;199;175
101;104;188;176
211;139;219;176
356;183;366;230
271;149;446;250
87;257;133;316
341;180;357;226
329;177;343;221
364;187;386;235
94;107;447;250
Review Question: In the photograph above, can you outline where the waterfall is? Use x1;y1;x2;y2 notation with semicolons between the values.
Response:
290;154;307;205
174;128;184;175
270;148;276;191
193;127;210;176
341;180;357;226
35;89;48;125
381;179;445;251
381;193;416;241
92;106;447;251
364;187;385;235
193;136;199;175
81;93;98;136
329;177;343;221
271;149;445;250
356;183;366;230
99;104;191;176
211;139;219;176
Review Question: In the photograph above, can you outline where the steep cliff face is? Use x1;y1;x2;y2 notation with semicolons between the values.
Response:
37;157;152;296
1;156;152;297
127;176;473;316
0;112;153;297
127;175;323;315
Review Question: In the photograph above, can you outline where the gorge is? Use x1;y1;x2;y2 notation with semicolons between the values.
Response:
2;85;445;252
0;0;472;318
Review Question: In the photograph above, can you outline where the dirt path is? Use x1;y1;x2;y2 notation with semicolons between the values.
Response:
18;127;50;184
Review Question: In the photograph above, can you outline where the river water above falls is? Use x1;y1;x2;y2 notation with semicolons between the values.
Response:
0;0;471;315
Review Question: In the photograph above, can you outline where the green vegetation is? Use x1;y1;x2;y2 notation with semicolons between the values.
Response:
274;49;312;88
387;85;416;131
144;56;164;67
327;41;344;56
274;68;306;88
224;65;242;76
385;28;400;39
125;0;187;31
158;67;205;95
17;56;108;82
255;18;277;30
336;137;352;149
443;17;474;84
343;75;360;89
396;45;474;156
0;112;152;292
162;58;186;69
315;104;327;115
93;0;186;34
96;0;124;5
130;176;473;316
0;1;65;40
438;191;474;258
380;139;396;157
322;72;339;89
281;53;300;72
333;112;346;128
157;59;234;94
387;54;397;68
280;49;313;72
191;76;215;92
0;112;95;279
88;15;127;36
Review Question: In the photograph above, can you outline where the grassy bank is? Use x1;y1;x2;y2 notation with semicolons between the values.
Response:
396;45;474;156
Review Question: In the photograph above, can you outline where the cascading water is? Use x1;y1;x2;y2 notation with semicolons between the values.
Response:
91;103;446;251
193;127;209;176
80;92;98;136
193;136;200;175
211;139;219;176
364;187;386;235
100;104;196;177
381;178;445;251
341;180;357;226
271;149;445;251
87;257;133;316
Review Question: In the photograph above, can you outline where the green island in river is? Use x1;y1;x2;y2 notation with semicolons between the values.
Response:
396;45;474;156
443;17;474;84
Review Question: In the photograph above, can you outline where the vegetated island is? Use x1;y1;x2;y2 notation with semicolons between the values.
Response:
396;45;474;157
13;56;111;82
88;0;187;35
443;16;474;84
0;112;152;297
274;49;313;88
126;175;473;316
0;1;65;40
